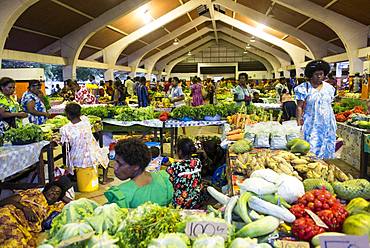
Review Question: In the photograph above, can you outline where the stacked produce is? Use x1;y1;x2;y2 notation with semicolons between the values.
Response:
230;149;351;183
4;123;43;145
335;106;366;122
46;115;69;128
115;106;155;121
171;103;239;120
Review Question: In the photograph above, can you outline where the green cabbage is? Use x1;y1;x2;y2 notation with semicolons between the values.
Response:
86;203;128;234
229;140;252;154
148;233;190;248
192;235;225;248
50;198;99;236
86;232;119;248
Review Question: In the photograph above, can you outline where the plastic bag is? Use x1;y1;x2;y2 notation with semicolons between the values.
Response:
244;132;256;144
270;133;287;150
254;133;270;148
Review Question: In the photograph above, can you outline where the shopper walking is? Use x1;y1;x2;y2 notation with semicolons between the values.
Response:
137;76;149;107
21;80;50;125
295;60;336;159
169;77;185;107
190;77;203;106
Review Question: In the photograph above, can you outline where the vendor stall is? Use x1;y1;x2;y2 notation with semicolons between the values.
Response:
0;141;54;189
336;122;370;178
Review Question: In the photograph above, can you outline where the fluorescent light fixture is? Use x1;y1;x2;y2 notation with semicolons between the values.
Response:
250;36;256;42
257;24;266;31
173;38;179;45
187;51;192;56
246;43;251;49
243;50;248;54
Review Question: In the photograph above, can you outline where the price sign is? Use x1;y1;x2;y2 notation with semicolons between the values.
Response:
320;235;369;248
276;240;310;248
185;221;228;238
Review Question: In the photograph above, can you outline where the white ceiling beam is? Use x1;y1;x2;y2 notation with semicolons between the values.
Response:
273;0;368;74
214;0;344;58
218;26;291;66
156;36;214;71
207;0;219;44
219;34;279;74
163;41;217;75
100;0;206;67
215;12;306;75
119;16;210;67
143;27;212;75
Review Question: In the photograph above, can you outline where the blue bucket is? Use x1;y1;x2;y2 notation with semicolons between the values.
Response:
204;114;221;121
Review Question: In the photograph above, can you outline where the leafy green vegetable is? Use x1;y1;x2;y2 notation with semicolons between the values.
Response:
115;107;155;121
229;140;252;153
116;202;181;248
46;115;69;128
81;106;109;118
148;233;190;248
43;96;51;110
192;235;225;248
86;203;128;235
47;222;94;247
49;198;99;236
4;124;43;144
87;232;119;248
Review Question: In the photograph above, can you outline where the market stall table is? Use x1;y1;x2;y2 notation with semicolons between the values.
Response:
0;141;54;189
49;103;108;115
336;122;370;178
252;103;282;110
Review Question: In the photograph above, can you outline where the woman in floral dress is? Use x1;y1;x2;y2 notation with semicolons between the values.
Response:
0;77;28;140
295;60;336;159
60;102;111;184
190;77;203;106
21;80;50;125
166;138;203;209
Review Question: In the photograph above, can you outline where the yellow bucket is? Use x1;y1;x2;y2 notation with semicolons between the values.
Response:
76;167;99;192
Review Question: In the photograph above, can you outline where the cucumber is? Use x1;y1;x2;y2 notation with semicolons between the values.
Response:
237;192;253;224
311;232;345;246
236;216;280;238
207;186;230;205
224;196;238;224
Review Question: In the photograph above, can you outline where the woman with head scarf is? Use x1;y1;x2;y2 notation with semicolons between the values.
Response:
294;60;336;159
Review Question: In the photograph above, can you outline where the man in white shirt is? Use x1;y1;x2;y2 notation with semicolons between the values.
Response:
170;77;185;107
125;76;135;97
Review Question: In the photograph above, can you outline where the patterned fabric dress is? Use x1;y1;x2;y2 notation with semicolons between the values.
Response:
294;82;337;159
166;158;203;209
75;86;96;104
60;116;109;172
0;92;22;138
20;91;47;125
191;83;203;106
0;189;64;248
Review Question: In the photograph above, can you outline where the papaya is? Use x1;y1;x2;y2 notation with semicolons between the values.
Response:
343;213;370;236
346;198;370;215
286;138;301;150
291;140;310;154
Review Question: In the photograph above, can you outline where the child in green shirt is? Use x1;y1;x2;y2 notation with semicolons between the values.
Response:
104;138;174;208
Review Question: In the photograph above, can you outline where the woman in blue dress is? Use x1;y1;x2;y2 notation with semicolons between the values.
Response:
21;80;50;125
295;60;336;159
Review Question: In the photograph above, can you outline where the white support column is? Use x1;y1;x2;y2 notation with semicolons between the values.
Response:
274;0;368;75
63;65;76;81
215;12;306;76
104;69;115;81
143;27;212;76
0;0;40;67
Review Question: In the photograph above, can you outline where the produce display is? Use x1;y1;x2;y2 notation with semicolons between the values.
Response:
115;106;155;121
4;123;43;145
171;103;239;120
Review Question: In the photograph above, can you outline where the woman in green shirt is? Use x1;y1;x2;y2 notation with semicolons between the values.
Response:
104;138;174;208
0;77;28;141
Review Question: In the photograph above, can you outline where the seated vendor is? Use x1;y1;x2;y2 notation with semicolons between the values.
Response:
0;176;72;247
104;138;174;208
251;92;264;103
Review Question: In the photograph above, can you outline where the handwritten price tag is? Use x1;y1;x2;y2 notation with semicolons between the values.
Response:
319;235;369;248
185;221;228;238
276;240;310;248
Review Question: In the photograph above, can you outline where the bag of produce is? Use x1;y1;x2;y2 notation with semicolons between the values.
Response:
270;133;287;150
254;132;270;148
244;132;256;144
